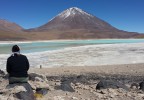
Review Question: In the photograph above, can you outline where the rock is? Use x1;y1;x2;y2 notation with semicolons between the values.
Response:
0;94;16;100
60;81;75;92
0;69;5;76
109;94;115;98
53;96;65;100
117;88;127;93
75;82;81;86
96;80;129;91
83;85;90;90
0;95;8;100
90;89;93;93
6;83;36;100
29;73;47;82
75;84;83;89
34;88;48;99
72;97;78;100
139;81;144;91
35;77;43;82
138;93;144;97
96;93;104;98
36;88;48;96
99;89;108;94
130;83;139;89
35;81;50;89
28;82;36;90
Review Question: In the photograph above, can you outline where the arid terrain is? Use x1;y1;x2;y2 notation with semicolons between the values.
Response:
1;63;144;100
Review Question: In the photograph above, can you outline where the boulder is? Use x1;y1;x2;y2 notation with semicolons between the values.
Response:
139;81;144;91
36;88;48;95
6;83;36;100
0;69;5;76
130;83;139;89
60;81;75;92
96;80;129;91
29;73;47;82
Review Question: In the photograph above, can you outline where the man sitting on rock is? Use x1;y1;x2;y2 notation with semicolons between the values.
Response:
6;45;29;84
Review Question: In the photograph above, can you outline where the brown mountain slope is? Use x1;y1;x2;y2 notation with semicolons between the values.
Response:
25;7;142;39
0;19;23;32
0;7;144;41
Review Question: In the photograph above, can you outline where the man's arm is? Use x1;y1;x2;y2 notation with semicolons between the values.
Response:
6;58;11;73
25;57;29;71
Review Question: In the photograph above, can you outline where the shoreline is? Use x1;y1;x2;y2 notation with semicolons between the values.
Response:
0;38;144;44
1;42;144;70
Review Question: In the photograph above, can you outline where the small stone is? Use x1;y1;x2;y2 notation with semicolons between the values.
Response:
75;83;81;86
72;97;78;100
110;94;115;98
35;77;43;82
83;85;89;90
138;93;144;97
97;93;103;98
126;93;131;97
55;80;60;82
99;90;107;94
53;96;64;100
90;90;93;93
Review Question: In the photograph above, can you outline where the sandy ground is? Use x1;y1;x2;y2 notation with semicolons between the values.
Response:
29;63;144;76
27;63;144;100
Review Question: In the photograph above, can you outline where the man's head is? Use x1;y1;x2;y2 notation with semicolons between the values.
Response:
12;45;20;53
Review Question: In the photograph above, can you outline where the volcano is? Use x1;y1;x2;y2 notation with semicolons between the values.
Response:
26;7;139;39
0;7;143;40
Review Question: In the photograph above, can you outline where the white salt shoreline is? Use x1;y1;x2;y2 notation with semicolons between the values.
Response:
0;38;143;44
1;42;144;70
0;39;82;44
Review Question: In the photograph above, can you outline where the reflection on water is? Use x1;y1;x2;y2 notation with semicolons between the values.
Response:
0;39;144;54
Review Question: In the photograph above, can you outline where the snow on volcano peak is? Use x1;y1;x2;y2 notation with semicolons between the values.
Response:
57;7;93;19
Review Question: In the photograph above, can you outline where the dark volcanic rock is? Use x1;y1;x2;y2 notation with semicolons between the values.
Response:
0;69;5;76
60;80;75;92
36;88;48;96
96;80;129;91
139;81;144;91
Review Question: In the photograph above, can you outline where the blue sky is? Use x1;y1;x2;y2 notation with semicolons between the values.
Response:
0;0;144;33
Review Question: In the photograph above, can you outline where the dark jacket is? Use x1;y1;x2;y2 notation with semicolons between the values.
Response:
6;54;29;77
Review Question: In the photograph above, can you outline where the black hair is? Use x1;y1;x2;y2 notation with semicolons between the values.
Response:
12;45;20;52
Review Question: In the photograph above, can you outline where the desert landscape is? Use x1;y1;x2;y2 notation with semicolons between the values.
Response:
0;2;144;100
1;63;144;100
0;42;144;100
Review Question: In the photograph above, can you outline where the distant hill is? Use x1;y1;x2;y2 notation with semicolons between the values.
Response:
0;19;23;32
0;7;144;40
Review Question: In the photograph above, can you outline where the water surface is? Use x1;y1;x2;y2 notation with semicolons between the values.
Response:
0;39;144;54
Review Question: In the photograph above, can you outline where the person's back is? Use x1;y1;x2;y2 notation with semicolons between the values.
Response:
6;45;29;84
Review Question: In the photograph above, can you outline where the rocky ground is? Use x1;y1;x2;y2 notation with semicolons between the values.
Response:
1;63;144;100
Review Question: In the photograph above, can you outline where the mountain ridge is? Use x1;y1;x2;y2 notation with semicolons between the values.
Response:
0;19;23;32
0;7;144;40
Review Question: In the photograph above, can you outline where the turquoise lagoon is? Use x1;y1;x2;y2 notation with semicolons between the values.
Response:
0;39;144;54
